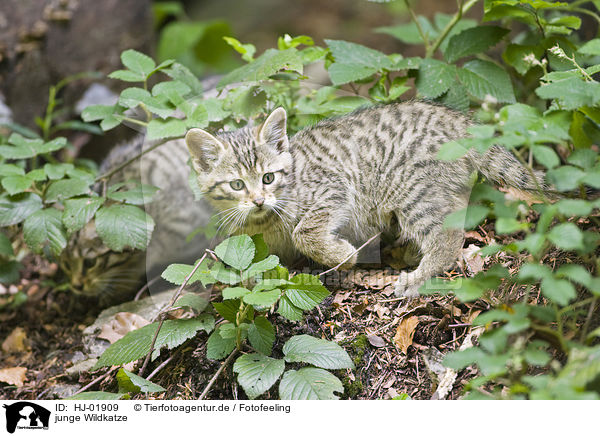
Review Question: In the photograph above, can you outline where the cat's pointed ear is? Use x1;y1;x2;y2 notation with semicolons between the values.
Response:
258;107;288;152
186;128;227;171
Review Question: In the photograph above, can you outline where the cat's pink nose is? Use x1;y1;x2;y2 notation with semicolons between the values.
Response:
253;197;265;207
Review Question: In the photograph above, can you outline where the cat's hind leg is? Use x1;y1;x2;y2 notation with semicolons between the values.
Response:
394;225;463;298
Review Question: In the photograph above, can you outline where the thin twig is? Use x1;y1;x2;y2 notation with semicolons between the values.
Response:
427;0;479;57
580;296;598;343
403;0;430;52
138;252;209;377
198;349;238;400
146;353;177;381
319;232;381;276
72;370;114;396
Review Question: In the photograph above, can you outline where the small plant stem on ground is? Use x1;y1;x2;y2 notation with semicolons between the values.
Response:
198;349;238;400
138;252;209;377
72;369;114;396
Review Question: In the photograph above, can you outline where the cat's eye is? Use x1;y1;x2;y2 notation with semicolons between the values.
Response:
229;179;245;191
262;172;275;184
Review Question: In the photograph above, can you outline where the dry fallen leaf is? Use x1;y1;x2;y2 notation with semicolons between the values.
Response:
373;303;390;319
367;334;386;348
461;244;485;275
98;312;150;344
394;316;419;354
0;367;27;387
332;291;350;306
2;327;29;353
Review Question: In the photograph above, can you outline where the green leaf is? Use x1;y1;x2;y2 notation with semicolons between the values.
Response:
0;164;25;177
519;263;553;282
532;145;560;169
325;40;392;85
241;255;280;281
117;368;165;393
279;368;343;400
223;36;256;62
243;289;281;307
535;77;600;110
251;234;269;262
283;274;330;310
212;300;240;324
445;26;509;63
415;59;456;98
173;293;209;312
555;264;592;288
81;104;126;131
95;204;154;251
547;222;584;251
222;286;251;300
44;163;74;180
118;88;173;118
547;166;585;191
107;183;160;205
503;44;544;75
436;140;469;161
161;259;213;286
1;175;32;195
541;277;576;306
457;60;516;103
210;262;242;285
61;197;104;234
276;295;304;321
218;48;303;87
0;232;14;257
215;235;255;270
206;324;237;360
233;353;285;399
23;208;67;256
443;205;489;230
248;316;275;355
374;17;436;45
0;193;43;226
121;49;156;77
108;69;145;82
283;335;354;369
96;316;214;368
0;260;22;284
556;199;593;217
45;179;90;203
579;38;600;56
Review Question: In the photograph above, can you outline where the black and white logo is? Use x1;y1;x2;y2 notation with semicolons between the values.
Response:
3;402;50;434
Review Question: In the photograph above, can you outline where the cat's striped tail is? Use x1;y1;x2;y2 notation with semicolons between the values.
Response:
469;145;546;192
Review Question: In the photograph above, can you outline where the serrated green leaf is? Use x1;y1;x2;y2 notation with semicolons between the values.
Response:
547;222;584;251
247;316;275;355
206;325;237;360
108;69;145;82
45;179;90;203
556;199;593;217
532;145;560;169
547;165;585;191
212;300;240;323
283;335;354;369
279;368;343;400
325;39;393;85
0;164;25;177
121;49;156;77
443;205;489;230
215;235;255;270
0;193;43;226
233;353;285;399
107;183;160;205
95;316;214;368
218;48;303;88
445;26;509;63
458;60;515;103
251;234;269;263
161;258;213;286
415;59;456;98
535;77;600;110
283;274;329;311
210;261;241;285
579;39;600;56
555;264;593;288
541;277;576;306
222;286;251;300
243;289;281;307
241;255;279;281
119;87;173;118
95;204;154;251
503;44;544;75
276;294;304;321
62;197;104;234
23;208;67;256
1;175;32;195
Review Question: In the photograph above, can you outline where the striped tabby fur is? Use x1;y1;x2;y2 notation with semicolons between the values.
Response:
186;101;545;297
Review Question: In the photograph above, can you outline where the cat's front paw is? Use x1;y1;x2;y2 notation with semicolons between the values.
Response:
394;271;421;299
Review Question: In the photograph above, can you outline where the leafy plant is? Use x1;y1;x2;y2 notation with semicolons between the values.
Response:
89;234;354;400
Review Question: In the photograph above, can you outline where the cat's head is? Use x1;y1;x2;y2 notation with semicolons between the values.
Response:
186;108;294;233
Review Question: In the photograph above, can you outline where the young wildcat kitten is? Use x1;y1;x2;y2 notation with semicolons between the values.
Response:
186;101;544;297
